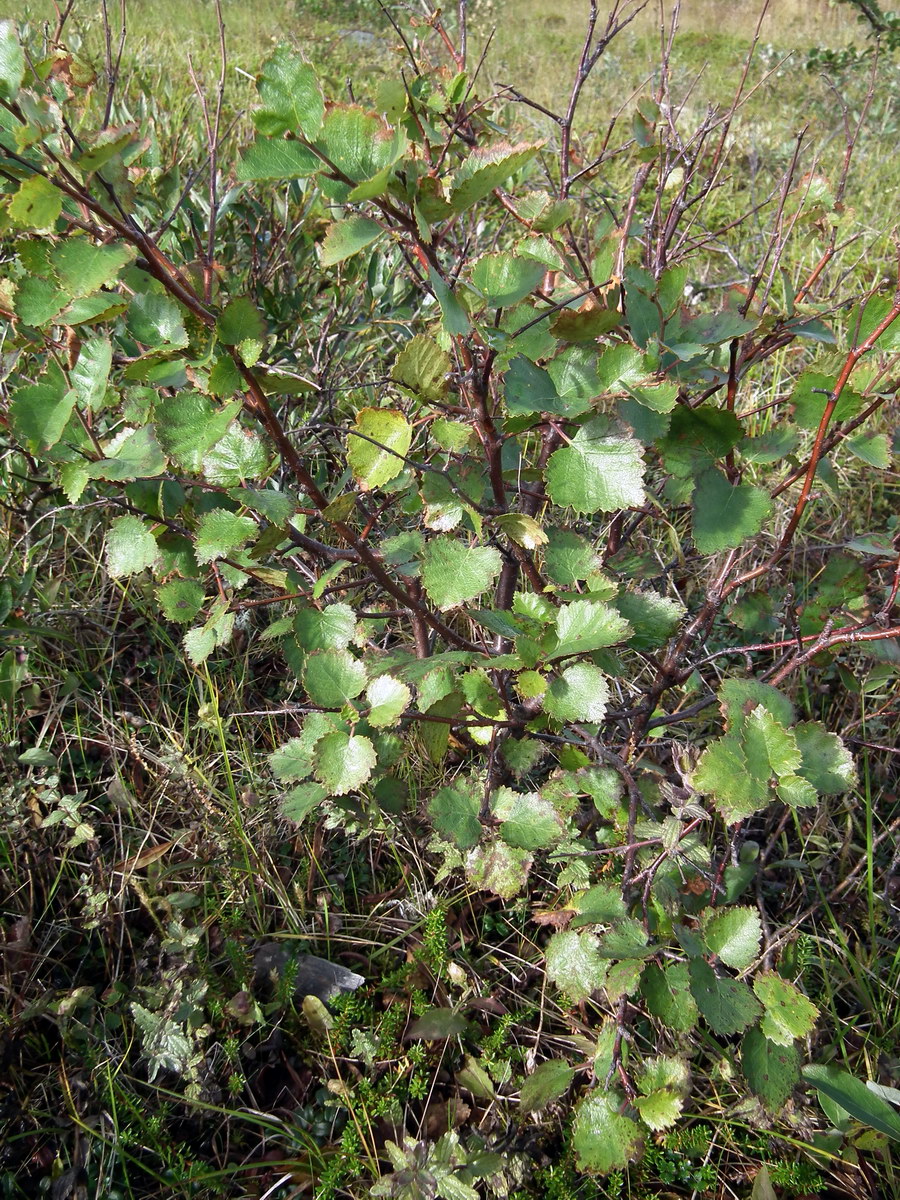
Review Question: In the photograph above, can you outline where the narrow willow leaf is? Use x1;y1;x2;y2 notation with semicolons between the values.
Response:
802;1064;900;1140
71;337;112;408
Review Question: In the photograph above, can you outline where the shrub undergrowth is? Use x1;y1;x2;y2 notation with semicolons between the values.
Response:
1;2;899;1197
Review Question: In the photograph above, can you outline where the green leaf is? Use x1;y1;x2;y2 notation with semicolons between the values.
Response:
692;469;772;554
366;675;411;729
544;663;610;724
71;337;112;408
466;839;532;899
9;378;76;454
688;958;762;1035
254;47;324;138
546;422;645;514
155;393;240;472
294;604;357;652
9;176;61;230
493;787;564;850
742;1026;800;1112
106;515;160;578
429;776;482;849
504;355;568;417
520;1061;576;1113
640;961;699;1033
450;141;541;211
719;677;795;730
634;1090;684;1131
408;1008;469;1040
156;579;205;625
0;20;24;99
657;406;742;478
319;105;404;186
203;427;269;485
691;735;767;825
615;590;684;650
126;291;188;349
236;136;320;180
313;732;376;795
427;265;470;336
545;930;609;1003
392;335;450;402
319;215;383;266
846;431;891;468
598;917;651;960
51;240;134;298
791;370;862;429
302;648;367;708
753;971;818;1045
281;781;328;824
701;906;762;970
794;721;857;794
194;509;257;564
471;251;545;307
802;1064;900;1140
496;513;548;550
572;883;627;928
544;528;603;585
13;275;66;326
421;537;502;611
269;714;340;782
347;407;412;491
216;297;265;348
572;1091;644;1174
595;344;648;392
546;599;631;660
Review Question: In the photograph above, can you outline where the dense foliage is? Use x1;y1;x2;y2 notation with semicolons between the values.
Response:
1;1;899;1196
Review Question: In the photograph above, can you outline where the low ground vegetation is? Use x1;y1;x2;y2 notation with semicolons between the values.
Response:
1;2;899;1198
